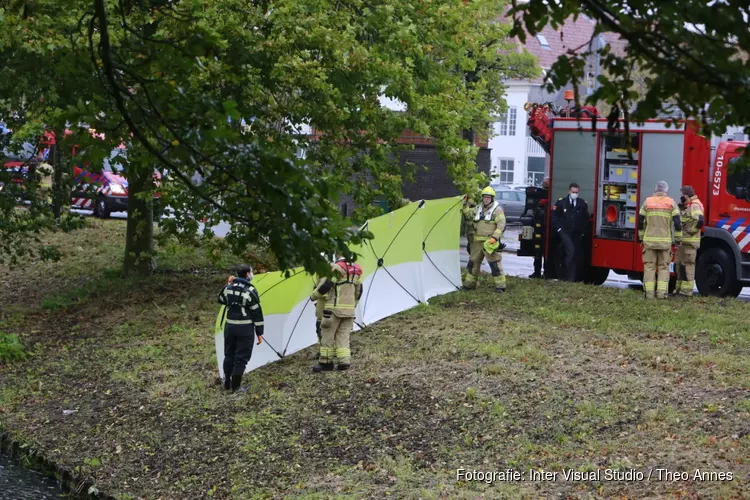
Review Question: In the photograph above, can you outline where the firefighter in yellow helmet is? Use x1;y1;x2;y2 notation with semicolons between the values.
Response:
310;255;364;372
673;185;704;297
462;186;507;292
639;181;682;299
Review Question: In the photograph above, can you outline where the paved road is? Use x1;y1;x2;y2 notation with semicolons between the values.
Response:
461;229;750;300
78;211;748;299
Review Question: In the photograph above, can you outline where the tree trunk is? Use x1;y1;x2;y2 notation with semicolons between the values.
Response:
123;166;156;276
51;128;66;224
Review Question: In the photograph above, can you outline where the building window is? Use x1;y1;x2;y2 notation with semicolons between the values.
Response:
536;34;550;48
497;159;514;183
527;156;545;186
499;107;517;136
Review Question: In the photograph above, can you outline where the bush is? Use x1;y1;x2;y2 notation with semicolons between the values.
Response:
0;333;28;362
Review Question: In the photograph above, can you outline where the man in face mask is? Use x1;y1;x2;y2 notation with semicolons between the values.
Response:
218;265;265;392
550;182;590;282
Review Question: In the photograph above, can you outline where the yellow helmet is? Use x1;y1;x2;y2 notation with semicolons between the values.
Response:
481;186;496;198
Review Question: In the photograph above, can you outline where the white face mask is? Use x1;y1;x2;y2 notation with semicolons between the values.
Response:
570;193;579;201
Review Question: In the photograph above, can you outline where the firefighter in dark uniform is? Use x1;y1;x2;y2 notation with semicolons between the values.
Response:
218;265;265;392
550;182;589;282
529;177;550;279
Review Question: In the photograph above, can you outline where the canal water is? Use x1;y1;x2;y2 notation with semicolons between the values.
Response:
0;452;65;499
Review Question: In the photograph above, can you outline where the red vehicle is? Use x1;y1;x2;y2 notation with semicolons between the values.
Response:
522;103;750;297
70;147;133;218
41;131;161;218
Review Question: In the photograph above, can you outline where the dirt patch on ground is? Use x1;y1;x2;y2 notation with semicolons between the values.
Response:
1;224;748;498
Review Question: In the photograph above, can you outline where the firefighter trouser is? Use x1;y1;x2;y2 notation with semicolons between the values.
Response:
533;236;545;277
466;240;473;272
319;312;353;365
642;247;671;299
463;239;506;289
674;245;698;296
223;329;254;378
532;219;546;277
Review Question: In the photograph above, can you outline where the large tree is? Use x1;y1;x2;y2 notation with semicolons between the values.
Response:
89;0;538;276
510;0;750;142
2;0;538;276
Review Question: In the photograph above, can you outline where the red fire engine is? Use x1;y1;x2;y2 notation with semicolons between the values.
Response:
522;102;750;297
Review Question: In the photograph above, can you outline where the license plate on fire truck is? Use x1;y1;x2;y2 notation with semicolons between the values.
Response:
522;226;534;240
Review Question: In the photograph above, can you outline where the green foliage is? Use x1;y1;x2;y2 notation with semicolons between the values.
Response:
0;333;28;362
0;0;105;264
510;0;750;143
86;0;537;276
2;0;538;276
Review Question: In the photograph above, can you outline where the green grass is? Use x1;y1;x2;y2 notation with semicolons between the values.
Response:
0;220;748;498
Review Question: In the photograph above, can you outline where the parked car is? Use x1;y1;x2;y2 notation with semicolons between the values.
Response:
493;188;526;223
490;182;528;192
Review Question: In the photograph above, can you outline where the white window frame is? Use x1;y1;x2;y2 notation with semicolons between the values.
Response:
498;107;517;136
497;158;515;184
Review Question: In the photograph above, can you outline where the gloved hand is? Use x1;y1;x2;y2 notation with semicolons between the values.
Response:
483;238;500;254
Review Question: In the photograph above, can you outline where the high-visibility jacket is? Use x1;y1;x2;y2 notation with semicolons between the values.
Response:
217;277;265;336
472;201;505;241
639;193;682;250
681;195;704;247
310;259;363;318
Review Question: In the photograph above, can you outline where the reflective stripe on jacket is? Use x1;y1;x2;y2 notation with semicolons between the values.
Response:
639;193;681;250
472;202;506;241
310;260;364;318
681;196;704;247
217;277;265;335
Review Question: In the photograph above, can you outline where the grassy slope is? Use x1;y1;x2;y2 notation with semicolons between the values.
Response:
0;220;747;499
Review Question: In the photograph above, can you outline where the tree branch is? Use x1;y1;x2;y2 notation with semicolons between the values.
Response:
92;0;252;225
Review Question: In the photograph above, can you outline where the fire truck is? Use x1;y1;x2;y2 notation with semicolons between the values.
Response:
519;102;750;298
2;130;161;218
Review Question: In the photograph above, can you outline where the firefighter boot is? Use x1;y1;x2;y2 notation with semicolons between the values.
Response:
230;373;244;393
489;261;506;293
336;363;351;371
462;273;477;290
312;363;334;373
223;375;231;391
